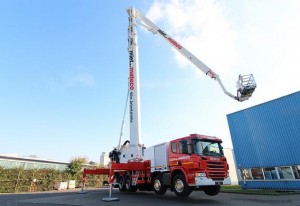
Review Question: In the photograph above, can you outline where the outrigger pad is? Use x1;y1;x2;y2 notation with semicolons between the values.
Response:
102;197;120;202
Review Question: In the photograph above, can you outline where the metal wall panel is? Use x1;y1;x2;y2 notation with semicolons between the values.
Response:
227;91;300;168
239;181;300;190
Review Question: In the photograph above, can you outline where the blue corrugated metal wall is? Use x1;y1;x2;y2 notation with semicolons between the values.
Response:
227;91;300;189
227;91;300;168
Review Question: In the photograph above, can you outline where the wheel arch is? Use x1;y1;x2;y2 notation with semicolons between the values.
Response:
151;171;162;179
171;169;187;180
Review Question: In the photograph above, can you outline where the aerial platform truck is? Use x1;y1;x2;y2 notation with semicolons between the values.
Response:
82;7;256;198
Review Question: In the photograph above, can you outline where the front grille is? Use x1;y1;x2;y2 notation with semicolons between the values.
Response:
206;161;224;169
205;161;226;179
208;165;224;169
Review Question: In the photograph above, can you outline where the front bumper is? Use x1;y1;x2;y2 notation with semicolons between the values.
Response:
194;176;231;186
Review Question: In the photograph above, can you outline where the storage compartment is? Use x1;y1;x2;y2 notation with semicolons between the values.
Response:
144;142;169;173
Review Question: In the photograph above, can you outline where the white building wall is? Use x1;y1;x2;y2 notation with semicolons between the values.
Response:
223;148;238;185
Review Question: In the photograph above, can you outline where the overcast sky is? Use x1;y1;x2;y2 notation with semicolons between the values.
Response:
0;0;299;162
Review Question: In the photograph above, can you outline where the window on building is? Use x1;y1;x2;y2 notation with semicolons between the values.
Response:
251;168;264;180
278;167;294;179
292;166;300;179
0;160;13;168
8;161;17;169
241;169;252;180
240;166;300;181
171;142;177;153
25;162;35;169
37;163;46;169
263;167;278;179
16;162;26;168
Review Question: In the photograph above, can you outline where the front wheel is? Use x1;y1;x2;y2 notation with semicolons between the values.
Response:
152;175;167;195
172;174;192;198
203;186;220;196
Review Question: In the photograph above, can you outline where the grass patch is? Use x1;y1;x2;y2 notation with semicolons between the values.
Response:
221;185;300;195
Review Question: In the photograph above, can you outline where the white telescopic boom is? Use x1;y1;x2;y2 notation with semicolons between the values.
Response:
134;9;256;102
120;7;143;162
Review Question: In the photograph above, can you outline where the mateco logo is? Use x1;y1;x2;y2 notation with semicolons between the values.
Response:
129;67;134;90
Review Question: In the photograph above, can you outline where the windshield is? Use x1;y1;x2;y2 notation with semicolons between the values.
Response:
192;139;224;157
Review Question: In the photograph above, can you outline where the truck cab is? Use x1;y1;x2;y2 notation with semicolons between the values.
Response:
144;134;231;198
169;134;230;183
167;134;231;197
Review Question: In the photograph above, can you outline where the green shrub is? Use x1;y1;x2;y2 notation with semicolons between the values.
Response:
0;167;106;193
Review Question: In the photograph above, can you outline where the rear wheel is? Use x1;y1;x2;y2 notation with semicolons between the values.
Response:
125;175;137;192
118;176;126;192
203;186;220;196
152;175;167;195
172;174;192;198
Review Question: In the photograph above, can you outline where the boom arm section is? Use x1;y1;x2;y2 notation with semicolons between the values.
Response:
130;8;256;102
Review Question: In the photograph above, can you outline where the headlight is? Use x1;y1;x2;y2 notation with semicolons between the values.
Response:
195;172;206;177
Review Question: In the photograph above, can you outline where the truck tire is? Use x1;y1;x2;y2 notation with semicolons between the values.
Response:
203;186;220;196
118;176;126;192
172;174;192;198
152;175;167;195
125;175;137;192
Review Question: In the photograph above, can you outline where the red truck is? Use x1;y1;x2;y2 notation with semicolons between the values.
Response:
83;134;230;198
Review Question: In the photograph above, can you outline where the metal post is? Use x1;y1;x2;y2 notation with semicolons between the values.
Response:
77;177;87;194
102;183;119;202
